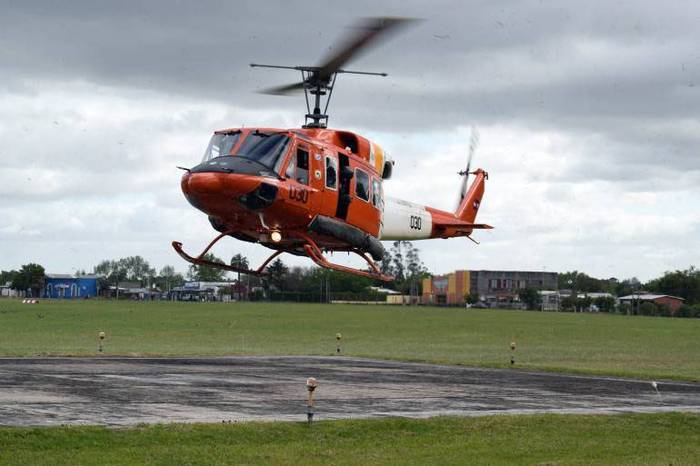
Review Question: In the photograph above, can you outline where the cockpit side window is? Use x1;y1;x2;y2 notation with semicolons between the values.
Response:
202;132;241;162
285;155;296;179
295;149;309;185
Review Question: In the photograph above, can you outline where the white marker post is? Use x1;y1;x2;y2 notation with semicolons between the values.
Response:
652;381;660;396
510;341;516;366
306;377;318;425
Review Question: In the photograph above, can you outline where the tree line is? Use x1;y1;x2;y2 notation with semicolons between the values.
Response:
3;251;700;311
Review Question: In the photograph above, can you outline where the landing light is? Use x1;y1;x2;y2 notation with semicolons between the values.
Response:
270;231;282;243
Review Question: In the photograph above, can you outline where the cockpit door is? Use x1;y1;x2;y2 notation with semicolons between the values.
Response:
320;152;339;218
283;142;322;217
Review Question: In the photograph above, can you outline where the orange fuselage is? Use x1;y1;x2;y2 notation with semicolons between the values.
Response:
181;127;490;261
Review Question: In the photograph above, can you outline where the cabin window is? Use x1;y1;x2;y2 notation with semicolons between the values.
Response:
202;131;241;162
295;149;309;185
354;168;370;202
372;178;382;210
325;156;337;190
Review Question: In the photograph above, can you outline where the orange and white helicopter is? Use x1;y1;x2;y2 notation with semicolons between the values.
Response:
173;17;492;282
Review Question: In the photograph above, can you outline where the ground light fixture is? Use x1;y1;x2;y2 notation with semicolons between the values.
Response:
270;230;282;243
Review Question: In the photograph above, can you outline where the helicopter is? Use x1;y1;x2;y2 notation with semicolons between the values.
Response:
173;17;492;282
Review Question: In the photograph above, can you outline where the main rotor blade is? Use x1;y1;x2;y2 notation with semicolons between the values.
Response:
258;82;305;96
316;17;417;81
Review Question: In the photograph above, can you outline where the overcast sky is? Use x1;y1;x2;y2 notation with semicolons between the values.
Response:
1;0;699;281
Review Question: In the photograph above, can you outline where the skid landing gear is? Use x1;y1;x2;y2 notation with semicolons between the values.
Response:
172;230;393;282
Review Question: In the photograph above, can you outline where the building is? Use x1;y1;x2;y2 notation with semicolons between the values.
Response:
422;270;470;305
171;281;235;301
44;274;99;299
539;290;560;311
1;282;23;298
422;270;558;307
618;294;685;313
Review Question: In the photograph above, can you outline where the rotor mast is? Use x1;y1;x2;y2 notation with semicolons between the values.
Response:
250;63;387;128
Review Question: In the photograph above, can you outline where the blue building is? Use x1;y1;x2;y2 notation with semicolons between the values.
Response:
44;274;99;299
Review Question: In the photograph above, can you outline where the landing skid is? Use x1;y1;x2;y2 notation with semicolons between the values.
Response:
173;230;393;282
294;231;393;282
172;231;282;276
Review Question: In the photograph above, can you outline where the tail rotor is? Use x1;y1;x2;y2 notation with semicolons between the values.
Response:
456;127;480;210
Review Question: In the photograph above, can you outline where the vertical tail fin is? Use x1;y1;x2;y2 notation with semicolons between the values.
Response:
455;169;487;223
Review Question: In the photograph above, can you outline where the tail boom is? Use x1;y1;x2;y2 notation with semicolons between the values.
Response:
378;168;492;241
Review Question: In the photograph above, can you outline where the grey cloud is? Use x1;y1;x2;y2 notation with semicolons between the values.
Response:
2;0;700;279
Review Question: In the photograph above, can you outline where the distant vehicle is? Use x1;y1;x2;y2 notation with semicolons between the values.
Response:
174;17;492;282
469;301;489;309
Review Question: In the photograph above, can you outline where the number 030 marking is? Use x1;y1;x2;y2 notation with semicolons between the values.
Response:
410;215;422;230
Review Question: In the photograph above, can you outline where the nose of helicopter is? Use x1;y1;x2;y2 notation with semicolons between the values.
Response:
181;170;279;213
182;171;262;198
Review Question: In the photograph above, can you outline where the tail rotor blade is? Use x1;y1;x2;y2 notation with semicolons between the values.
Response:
456;127;480;210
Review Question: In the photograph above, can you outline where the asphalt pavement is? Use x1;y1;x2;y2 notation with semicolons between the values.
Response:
1;356;699;426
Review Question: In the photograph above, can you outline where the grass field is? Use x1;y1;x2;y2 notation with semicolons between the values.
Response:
1;299;698;381
1;413;699;465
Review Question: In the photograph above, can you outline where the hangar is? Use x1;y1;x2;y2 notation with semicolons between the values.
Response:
44;274;98;299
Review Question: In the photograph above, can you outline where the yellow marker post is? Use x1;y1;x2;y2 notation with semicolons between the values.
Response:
98;331;106;353
336;333;342;355
510;341;516;366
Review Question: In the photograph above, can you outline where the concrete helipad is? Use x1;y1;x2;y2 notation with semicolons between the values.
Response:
1;356;699;426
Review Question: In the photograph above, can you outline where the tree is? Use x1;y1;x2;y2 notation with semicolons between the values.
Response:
377;250;395;281
594;296;616;313
187;253;227;282
576;295;593;312
615;277;641;298
466;292;480;305
266;258;288;291
646;267;700;305
119;256;156;282
560;296;576;312
390;241;405;281
94;256;155;286
559;271;602;294
11;263;45;297
155;265;184;292
94;259;128;298
0;270;19;286
230;254;250;299
518;287;541;310
388;241;430;295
